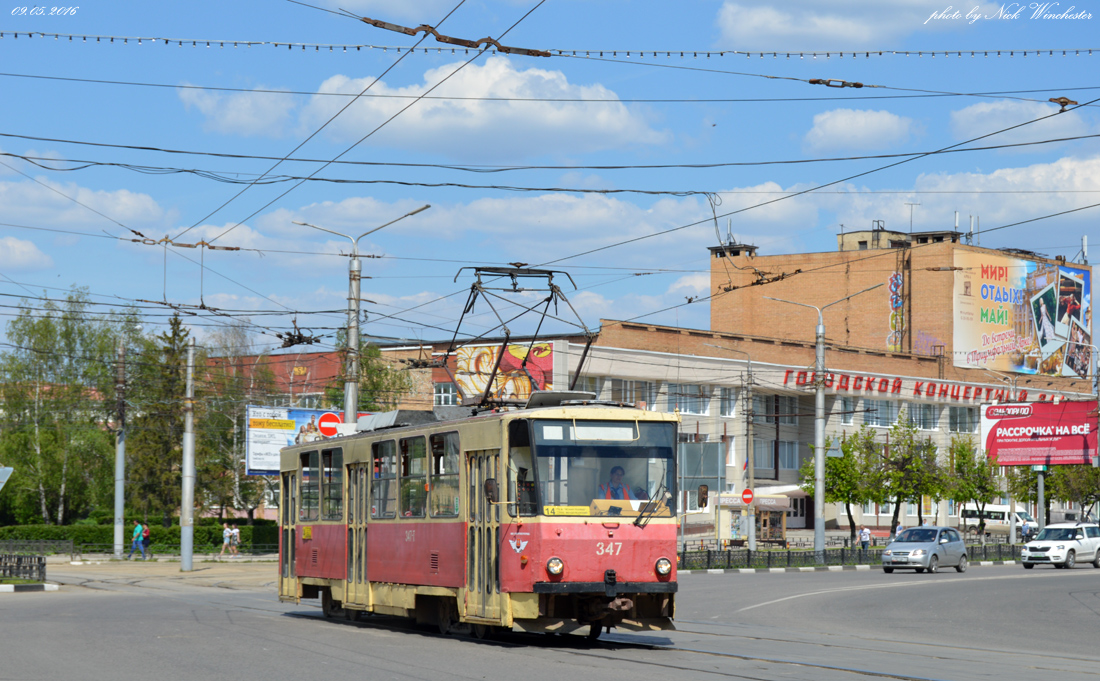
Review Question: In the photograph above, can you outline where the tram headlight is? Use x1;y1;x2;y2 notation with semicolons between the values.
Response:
546;557;564;576
655;557;672;575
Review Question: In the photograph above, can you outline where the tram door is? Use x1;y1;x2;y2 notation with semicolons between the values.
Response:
465;449;501;621
279;472;297;601
346;464;369;607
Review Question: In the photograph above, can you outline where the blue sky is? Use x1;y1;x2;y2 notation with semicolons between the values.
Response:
1;0;1098;351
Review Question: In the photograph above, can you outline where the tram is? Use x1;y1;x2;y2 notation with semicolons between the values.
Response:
277;391;681;639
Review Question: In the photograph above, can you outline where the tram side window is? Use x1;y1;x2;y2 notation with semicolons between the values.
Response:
299;451;319;522
371;441;397;519
508;420;537;516
429;432;460;518
321;448;343;521
400;436;427;518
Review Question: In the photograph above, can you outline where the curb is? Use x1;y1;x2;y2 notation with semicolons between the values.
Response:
681;560;1018;574
0;583;59;593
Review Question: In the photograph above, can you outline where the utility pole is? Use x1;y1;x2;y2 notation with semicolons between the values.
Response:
766;283;883;561
113;340;126;559
294;204;430;425
904;202;920;232
181;338;196;571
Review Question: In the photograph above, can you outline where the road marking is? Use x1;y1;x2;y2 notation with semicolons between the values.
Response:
736;568;1091;613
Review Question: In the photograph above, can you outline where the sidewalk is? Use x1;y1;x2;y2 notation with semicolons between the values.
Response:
42;558;280;591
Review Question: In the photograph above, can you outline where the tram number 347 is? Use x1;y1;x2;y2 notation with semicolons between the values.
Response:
596;541;622;556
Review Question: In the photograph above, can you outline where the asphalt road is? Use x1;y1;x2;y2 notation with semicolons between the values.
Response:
2;560;1098;681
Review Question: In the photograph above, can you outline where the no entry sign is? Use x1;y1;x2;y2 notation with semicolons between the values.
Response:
742;488;754;505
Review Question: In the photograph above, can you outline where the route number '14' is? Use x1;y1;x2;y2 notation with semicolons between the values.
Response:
596;541;622;556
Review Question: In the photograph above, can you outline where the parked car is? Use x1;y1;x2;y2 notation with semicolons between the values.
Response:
1020;523;1100;569
881;526;968;574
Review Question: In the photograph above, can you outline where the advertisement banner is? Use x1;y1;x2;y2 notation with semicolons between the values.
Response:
454;342;553;401
980;401;1097;466
246;406;369;475
953;251;1091;377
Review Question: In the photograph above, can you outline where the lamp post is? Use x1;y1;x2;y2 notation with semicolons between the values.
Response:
295;205;430;424
704;343;756;550
764;284;883;559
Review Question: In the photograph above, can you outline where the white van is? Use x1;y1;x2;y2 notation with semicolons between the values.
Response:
960;504;1036;536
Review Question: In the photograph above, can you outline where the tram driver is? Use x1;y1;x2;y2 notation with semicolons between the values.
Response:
599;465;641;501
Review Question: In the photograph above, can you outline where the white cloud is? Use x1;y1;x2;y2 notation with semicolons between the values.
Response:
804;109;915;152
0;177;165;229
301;56;668;159
950;99;1090;150
0;236;53;271
714;1;994;51
179;85;297;137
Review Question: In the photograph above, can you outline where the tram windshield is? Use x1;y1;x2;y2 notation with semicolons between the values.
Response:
526;419;676;517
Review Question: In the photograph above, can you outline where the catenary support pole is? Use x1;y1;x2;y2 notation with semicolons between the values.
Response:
345;253;361;424
1037;470;1045;531
113;340;126;559
181;338;196;571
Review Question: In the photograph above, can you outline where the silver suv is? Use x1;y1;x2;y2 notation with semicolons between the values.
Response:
1021;523;1100;569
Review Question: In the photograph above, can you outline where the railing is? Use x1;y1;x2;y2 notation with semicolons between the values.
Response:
678;542;1021;569
75;543;279;559
0;540;74;557
0;554;46;581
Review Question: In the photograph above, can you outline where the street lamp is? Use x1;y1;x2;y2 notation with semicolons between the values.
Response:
703;343;756;550
764;283;883;559
295;204;430;424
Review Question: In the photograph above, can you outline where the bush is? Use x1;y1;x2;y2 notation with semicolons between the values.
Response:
0;524;275;547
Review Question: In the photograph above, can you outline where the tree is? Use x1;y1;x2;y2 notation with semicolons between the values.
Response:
880;411;944;531
1005;466;1039;521
325;337;412;412
946;435;999;540
199;320;279;524
127;314;189;527
1047;465;1100;520
0;289;128;524
799;427;878;544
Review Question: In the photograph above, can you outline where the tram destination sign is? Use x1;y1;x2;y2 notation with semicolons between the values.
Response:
980;400;1097;466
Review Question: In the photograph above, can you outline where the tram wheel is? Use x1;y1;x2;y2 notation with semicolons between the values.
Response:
437;599;456;635
587;624;603;642
471;624;493;640
321;589;344;619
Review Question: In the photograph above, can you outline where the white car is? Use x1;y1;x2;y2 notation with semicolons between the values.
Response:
1021;523;1100;569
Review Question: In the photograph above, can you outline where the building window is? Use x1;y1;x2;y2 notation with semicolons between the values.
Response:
667;383;708;415
858;241;868;250
576;376;603;398
753;395;798;425
434;382;458;406
610;379;656;409
949;406;979;433
840;397;855;425
752;439;799;470
909;403;940;431
864;399;899;427
719;387;737;417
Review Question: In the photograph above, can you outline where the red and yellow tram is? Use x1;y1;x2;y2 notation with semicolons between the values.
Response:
277;395;680;638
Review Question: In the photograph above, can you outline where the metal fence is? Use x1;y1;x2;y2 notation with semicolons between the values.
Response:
0;554;46;581
75;543;279;559
0;540;74;557
678;542;1021;570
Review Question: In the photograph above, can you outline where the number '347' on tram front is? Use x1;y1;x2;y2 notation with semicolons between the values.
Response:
277;399;680;638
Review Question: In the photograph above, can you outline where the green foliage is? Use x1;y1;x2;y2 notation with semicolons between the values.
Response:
126;314;189;527
0;523;276;547
946;435;998;533
0;288;140;525
800;427;880;540
880;411;944;528
325;340;412;412
1047;465;1100;514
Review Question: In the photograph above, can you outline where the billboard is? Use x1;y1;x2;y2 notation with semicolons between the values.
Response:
454;342;553;401
953;251;1091;377
246;406;369;475
980;401;1097;466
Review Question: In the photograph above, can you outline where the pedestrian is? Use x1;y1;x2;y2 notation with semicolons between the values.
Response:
859;525;871;551
141;522;152;560
219;522;232;558
230;524;241;556
895;522;903;538
1020;518;1030;542
126;520;146;560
